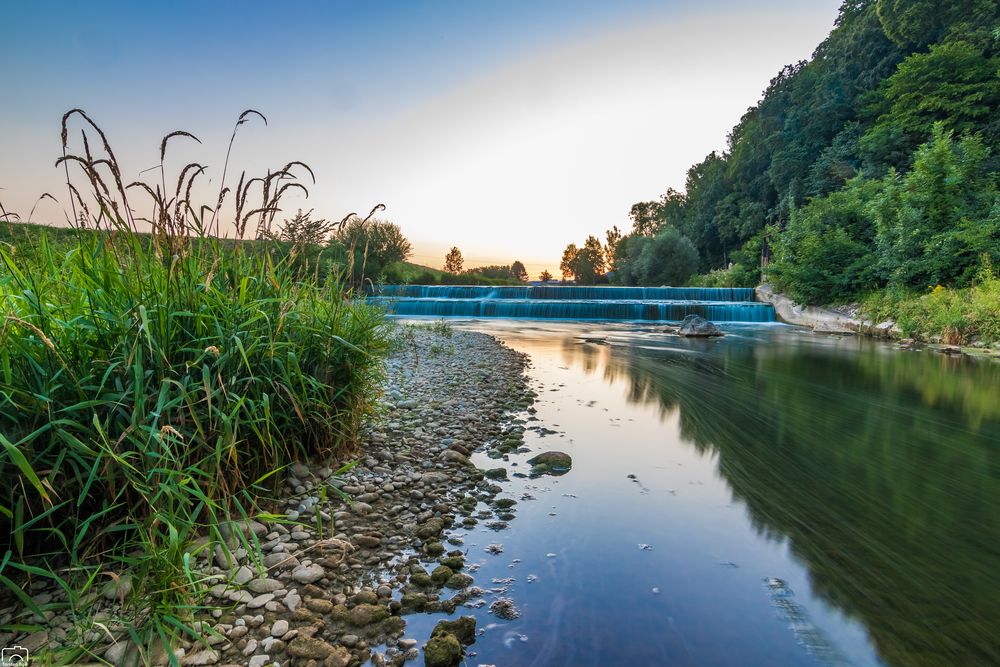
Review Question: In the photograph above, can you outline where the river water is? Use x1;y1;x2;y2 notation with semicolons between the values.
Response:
398;320;1000;667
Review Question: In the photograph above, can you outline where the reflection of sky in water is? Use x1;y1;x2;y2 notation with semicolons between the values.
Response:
394;320;1000;667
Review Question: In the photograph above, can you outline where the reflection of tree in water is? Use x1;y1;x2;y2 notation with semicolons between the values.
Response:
563;336;1000;667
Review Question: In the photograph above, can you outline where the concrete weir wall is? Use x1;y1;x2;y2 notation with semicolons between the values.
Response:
755;284;899;337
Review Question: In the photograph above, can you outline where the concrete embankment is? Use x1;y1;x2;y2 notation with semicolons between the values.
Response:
755;284;899;337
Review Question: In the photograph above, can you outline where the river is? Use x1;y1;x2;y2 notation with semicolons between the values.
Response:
399;320;1000;667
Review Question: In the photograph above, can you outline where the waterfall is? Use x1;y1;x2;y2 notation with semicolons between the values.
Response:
368;284;775;322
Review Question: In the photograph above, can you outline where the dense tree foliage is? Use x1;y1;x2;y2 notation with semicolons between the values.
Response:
614;0;1000;299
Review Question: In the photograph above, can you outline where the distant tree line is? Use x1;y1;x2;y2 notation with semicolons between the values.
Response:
565;0;1000;299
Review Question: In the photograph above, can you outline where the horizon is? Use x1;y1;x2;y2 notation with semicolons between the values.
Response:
2;0;840;278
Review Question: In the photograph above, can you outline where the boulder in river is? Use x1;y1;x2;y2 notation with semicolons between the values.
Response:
527;451;572;476
677;315;723;337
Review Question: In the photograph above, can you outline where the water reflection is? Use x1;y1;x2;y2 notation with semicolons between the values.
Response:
556;329;1000;667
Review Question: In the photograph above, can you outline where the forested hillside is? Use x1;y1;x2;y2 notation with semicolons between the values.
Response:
599;0;999;337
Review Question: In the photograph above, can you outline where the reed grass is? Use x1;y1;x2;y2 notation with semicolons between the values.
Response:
0;111;389;661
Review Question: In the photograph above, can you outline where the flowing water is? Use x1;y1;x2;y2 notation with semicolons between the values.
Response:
368;285;774;322
395;319;1000;667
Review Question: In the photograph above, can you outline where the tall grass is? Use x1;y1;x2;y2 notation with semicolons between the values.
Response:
0;110;388;660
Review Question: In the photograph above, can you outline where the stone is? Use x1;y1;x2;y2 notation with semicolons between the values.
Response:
305;598;334;614
430;565;454;585
439;450;468;465
677;314;723;337
181;648;220;665
484;468;507;480
248;656;269;667
527;451;572;475
284;591;302;612
431;616;477;645
287;637;336;659
234;566;254;585
348;603;389;626
101;575;132;601
290;563;325;584
263;553;300;571
416;518;444;539
270;619;289;637
355;535;381;549
247;593;274;609
247;578;283;594
445;573;474;589
423;633;462;667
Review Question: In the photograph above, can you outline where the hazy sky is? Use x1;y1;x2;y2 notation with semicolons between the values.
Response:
2;0;841;276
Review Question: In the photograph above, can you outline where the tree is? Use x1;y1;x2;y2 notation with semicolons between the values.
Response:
613;228;699;286
511;260;528;282
444;246;463;273
560;244;579;281
604;226;622;272
331;216;412;282
539;270;553;282
278;208;335;247
861;41;1000;173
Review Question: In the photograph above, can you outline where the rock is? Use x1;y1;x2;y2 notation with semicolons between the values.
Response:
247;593;274;609
348;603;389;626
439;450;468;465
101;575;132;601
423;633;462;667
234;566;254;585
526;451;572;474
430;565;454;585
305;598;335;614
263;553;300;571
677;315;722;337
284;591;302;612
248;656;269;667
355;535;381;549
287;637;336;659
290;563;325;584
352;502;373;515
181;648;219;665
431;616;476;645
445;573;474;589
484;468;507;480
416;518;444;539
247;578;283;594
265;620;286;638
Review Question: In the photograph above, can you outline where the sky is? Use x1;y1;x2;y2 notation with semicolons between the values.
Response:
1;0;842;277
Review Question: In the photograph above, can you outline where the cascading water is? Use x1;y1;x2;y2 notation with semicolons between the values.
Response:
368;284;776;323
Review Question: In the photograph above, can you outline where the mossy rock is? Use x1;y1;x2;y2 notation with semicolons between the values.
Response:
528;451;572;477
439;556;464;570
348;603;389;626
430;565;454;584
492;498;517;509
330;604;350;623
416;518;445;539
410;573;433;588
401;592;428;612
431;616;477;645
424;541;446;556
445;573;474;589
424;633;462;667
484;468;507;480
381;616;405;636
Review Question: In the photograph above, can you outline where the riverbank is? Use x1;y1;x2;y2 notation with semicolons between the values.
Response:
1;325;533;666
756;283;1000;359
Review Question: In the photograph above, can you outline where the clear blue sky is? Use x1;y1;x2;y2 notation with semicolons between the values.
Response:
2;0;841;275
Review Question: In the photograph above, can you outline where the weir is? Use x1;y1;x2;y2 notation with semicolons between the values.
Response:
369;284;776;323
